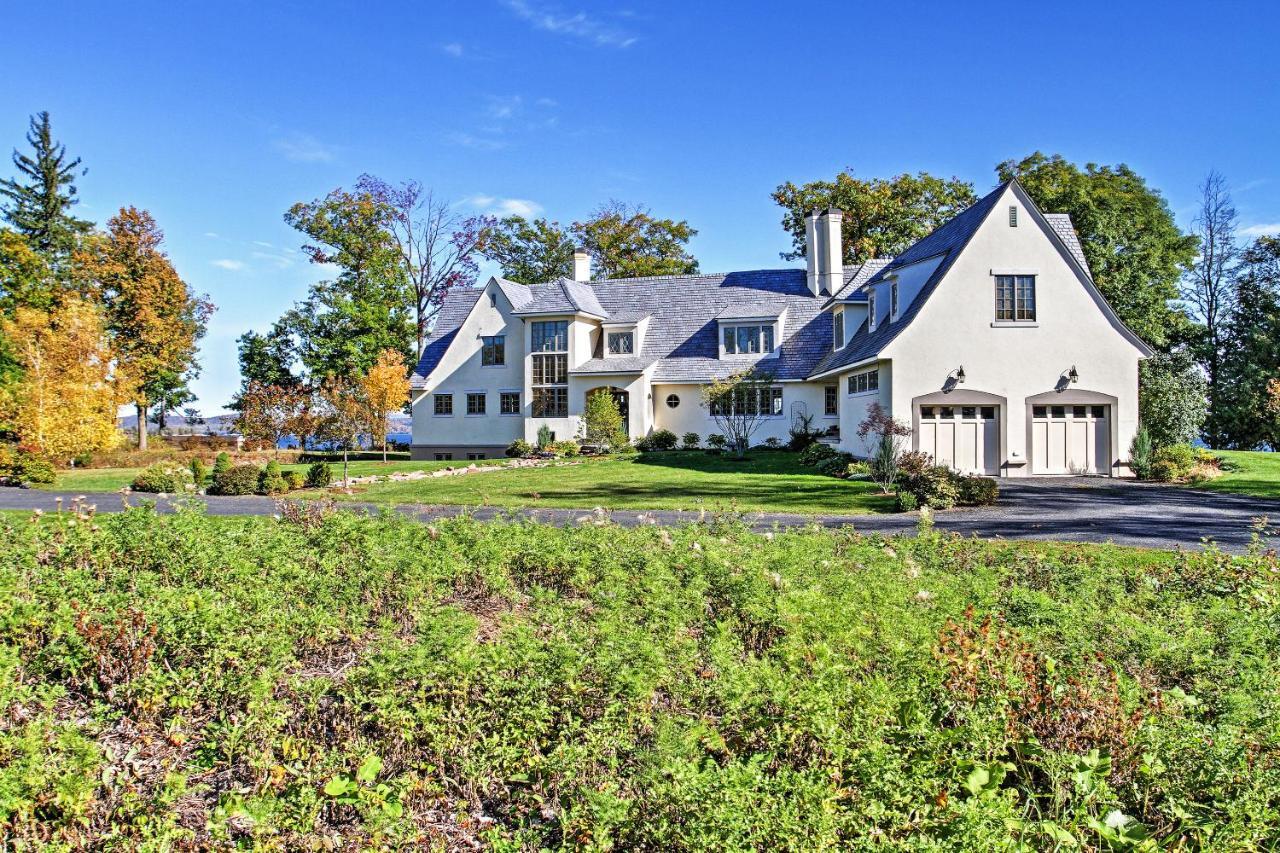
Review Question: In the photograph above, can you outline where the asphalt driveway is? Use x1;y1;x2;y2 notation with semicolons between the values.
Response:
1;477;1276;553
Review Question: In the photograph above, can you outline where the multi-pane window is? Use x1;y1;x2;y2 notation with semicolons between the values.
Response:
890;282;899;318
466;392;486;415
1009;205;1018;227
832;311;844;350
721;324;775;355
709;387;783;416
532;387;568;417
433;393;453;415
532;320;568;352
500;392;520;414
434;452;453;461
467;452;486;461
481;335;505;366
868;292;877;330
824;385;838;416
846;368;879;395
995;275;1036;322
607;331;634;354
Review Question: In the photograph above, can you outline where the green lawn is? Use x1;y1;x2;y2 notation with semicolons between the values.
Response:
317;451;893;514
1199;450;1280;499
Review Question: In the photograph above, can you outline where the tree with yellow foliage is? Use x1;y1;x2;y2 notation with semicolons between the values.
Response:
0;296;128;462
76;207;212;449
361;348;409;462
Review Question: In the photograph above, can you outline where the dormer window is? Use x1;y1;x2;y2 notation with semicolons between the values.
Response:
721;323;775;355
890;281;899;320
867;291;877;331
607;331;634;355
832;310;844;351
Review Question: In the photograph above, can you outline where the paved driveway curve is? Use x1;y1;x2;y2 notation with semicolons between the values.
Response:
1;478;1275;553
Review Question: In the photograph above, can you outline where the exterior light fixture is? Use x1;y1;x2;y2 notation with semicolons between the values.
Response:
1068;365;1079;384
956;366;966;384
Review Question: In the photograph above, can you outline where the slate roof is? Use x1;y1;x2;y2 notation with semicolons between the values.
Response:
413;179;1117;389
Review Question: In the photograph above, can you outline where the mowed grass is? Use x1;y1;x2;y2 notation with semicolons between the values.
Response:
1197;450;1280;500
320;451;893;514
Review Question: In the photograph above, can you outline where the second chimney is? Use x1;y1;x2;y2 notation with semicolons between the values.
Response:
818;208;843;296
573;249;591;282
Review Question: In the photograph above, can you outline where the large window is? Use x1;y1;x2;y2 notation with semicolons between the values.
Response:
995;275;1036;322
433;394;452;415
531;320;568;417
532;320;568;352
709;386;783;417
824;385;838;416
466;392;486;415
607;331;634;354
868;291;877;330
500;391;520;414
721;324;775;355
890;282;899;319
481;335;505;366
832;311;844;350
847;368;879;395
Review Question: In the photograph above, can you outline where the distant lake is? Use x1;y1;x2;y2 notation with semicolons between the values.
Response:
277;431;410;449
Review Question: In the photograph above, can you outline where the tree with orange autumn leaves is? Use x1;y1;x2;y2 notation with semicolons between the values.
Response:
361;349;409;462
233;381;309;458
0;296;132;462
74;207;212;449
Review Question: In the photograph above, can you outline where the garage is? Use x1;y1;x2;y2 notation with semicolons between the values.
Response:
917;404;1000;475
1030;404;1111;475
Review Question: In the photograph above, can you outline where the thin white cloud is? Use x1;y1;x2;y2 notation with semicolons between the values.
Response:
251;250;295;270
535;97;558;108
204;231;220;238
485;95;523;120
446;132;507;151
463;195;543;218
252;240;276;248
1240;223;1280;237
442;42;464;57
272;132;337;163
211;259;245;271
503;0;638;48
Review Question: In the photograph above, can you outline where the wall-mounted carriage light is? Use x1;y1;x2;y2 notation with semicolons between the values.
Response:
954;366;966;384
1068;365;1079;384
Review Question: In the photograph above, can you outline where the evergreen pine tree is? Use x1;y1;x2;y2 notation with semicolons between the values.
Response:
0;112;92;266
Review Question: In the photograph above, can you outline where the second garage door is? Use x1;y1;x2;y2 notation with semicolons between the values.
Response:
918;404;999;475
1031;404;1111;475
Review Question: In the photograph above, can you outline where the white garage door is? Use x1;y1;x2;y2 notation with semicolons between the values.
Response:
917;404;999;475
1031;404;1111;475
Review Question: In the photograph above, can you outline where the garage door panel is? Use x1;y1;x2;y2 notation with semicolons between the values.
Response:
1031;404;1110;475
918;405;999;475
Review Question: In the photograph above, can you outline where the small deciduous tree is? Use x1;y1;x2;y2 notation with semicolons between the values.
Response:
856;402;912;493
0;296;128;462
360;348;409;462
315;376;371;485
701;369;777;459
581;388;626;450
234;381;308;457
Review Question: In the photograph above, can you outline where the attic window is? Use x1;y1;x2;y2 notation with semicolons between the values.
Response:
1009;206;1018;227
489;292;497;308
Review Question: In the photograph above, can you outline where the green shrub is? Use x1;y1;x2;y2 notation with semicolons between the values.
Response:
681;432;700;450
189;457;209;488
548;440;580;457
643;429;678;451
1151;443;1196;480
1150;459;1181;482
897;458;960;510
258;461;288;496
895;490;919;511
814;453;855;478
6;452;56;486
305;461;333;488
787;412;823;451
846;460;871;479
506;439;534;458
1129;428;1154;479
130;463;193;493
209;464;260;496
536;424;554;450
798;442;838;467
957;475;999;506
212;451;231;476
705;433;727;451
283;470;306;490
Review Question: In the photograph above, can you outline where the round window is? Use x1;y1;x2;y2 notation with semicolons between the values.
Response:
665;394;680;409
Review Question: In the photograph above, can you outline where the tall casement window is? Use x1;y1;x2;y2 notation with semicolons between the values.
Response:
890;281;899;319
500;391;521;414
995;275;1036;322
433;393;453;415
832;311;844;350
607;331;634;354
531;320;569;417
824;385;838;416
867;292;877;331
466;392;486;415
721;324;775;355
481;335;505;366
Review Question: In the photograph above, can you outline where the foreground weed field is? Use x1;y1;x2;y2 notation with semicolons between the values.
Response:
1;506;1277;849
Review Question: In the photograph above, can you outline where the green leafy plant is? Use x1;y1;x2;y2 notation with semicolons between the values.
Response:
681;432;700;450
283;469;305;490
189;457;209;488
1129;428;1154;479
208;464;260;496
506;439;533;458
322;754;403;819
305;461;333;488
258;460;288;496
130;462;193;493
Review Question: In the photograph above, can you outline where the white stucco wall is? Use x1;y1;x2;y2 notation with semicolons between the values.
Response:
411;280;526;450
836;361;892;458
881;185;1146;476
652;381;832;446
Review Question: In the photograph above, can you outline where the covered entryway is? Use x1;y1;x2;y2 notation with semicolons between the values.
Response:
917;403;1000;475
1030;403;1111;474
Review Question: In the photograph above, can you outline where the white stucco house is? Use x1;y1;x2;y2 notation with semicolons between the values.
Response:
409;180;1152;476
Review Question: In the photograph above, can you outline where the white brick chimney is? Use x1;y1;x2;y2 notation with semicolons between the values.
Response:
818;208;843;296
572;249;591;282
804;210;820;296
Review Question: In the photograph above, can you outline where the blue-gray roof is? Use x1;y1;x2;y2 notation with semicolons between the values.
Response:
512;277;608;318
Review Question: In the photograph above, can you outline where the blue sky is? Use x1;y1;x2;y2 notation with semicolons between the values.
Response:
4;0;1278;414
